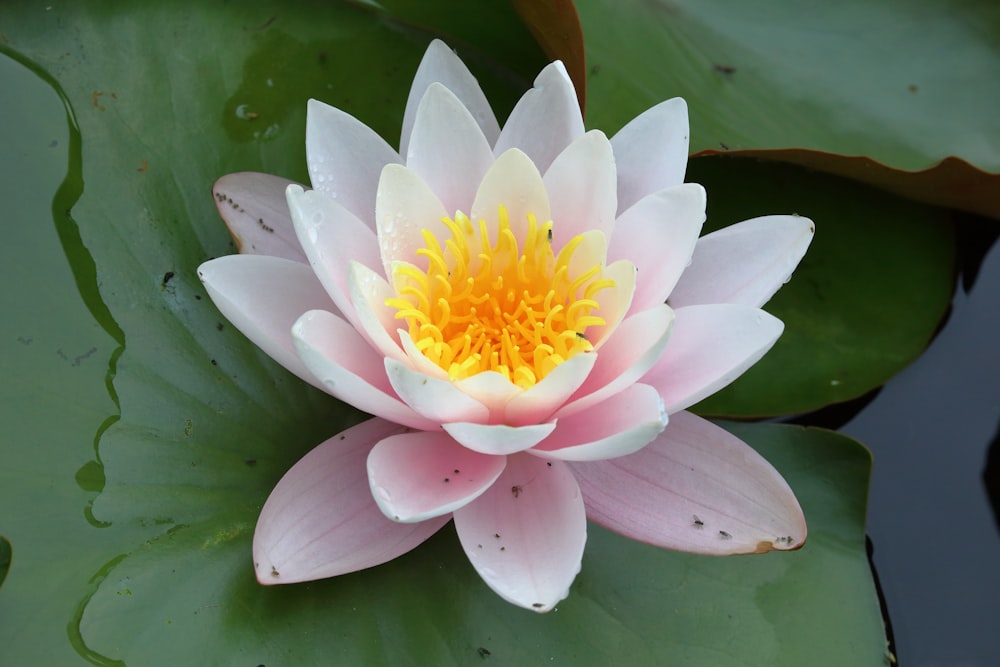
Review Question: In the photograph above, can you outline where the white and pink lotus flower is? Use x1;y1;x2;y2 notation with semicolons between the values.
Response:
198;40;814;612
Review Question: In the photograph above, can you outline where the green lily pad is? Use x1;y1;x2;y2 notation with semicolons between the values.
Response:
1;1;886;664
688;155;955;417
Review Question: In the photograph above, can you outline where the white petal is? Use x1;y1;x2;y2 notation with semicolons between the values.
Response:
348;262;408;362
505;352;597;425
543;130;617;243
642;304;784;414
669;215;816;308
367;430;506;522
531;384;666;461
197;255;333;389
292;310;437;430
443;422;557;456
406;83;495;216
470;148;550;247
494;62;584;173
608;184;706;315
454;454;586;612
610;97;689;214
213;172;305;262
253;419;449;583
374;164;450;277
385;359;489;424
401;39;500;157
570;411;806;554
306;99;401;225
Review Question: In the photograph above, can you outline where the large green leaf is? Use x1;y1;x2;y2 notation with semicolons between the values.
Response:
1;1;887;664
578;0;1000;217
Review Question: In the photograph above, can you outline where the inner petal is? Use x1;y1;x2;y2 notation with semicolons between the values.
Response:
385;206;619;390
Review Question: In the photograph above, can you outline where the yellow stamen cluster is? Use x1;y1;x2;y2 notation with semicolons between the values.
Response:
385;207;615;389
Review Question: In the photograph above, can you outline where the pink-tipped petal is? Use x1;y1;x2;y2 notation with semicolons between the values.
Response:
286;185;382;327
609;184;706;315
543;130;617;242
253;418;449;583
505;352;597;425
375;164;450;276
669;215;816;309
401;39;500;158
306;99;401;225
493;62;585;173
213;172;306;262
385;359;490;424
442;422;557;456
292;310;437;431
470;149;550;246
406;83;495;216
348;262;408;362
531;384;666;461
570;411;806;554
642;304;784;414
197;255;334;389
367;430;506;522
454;454;586;612
557;304;674;419
610;97;689;214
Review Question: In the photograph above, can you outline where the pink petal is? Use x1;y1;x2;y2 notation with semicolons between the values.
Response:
531;383;666;461
291;309;437;430
374;164;450;277
543;130;617;243
197;255;333;389
505;352;597;425
442;422;557;456
400;39;500;158
642;304;784;414
405;83;495;216
367;430;506;522
608;184;706;316
470;148;550;247
493;62;585;174
286;185;381;328
385;359;489;424
212;172;306;262
253;418;449;583
610;97;689;214
306;99;401;226
669;215;816;309
453;454;586;612
556;304;674;419
570;410;806;554
454;372;522;419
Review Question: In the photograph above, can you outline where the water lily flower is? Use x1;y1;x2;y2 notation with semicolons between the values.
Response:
198;40;814;612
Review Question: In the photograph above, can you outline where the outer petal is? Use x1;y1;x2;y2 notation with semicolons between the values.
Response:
669;215;816;309
400;39;500;158
375;164;450;276
543;130;617;243
292;309;437;431
608;184;706;315
306;99;401;226
531;384;666;461
286;184;382;326
197;255;333;389
570;410;806;554
443;422;557;456
470;148;550;248
642;304;784;414
213;172;305;262
610;97;689;214
385;359;489;424
493;61;585;173
253;418;449;583
557;304;674;419
367;430;506;522
406;83;495;216
454;454;586;612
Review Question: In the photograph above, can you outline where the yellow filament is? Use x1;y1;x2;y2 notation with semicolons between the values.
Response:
385;206;614;389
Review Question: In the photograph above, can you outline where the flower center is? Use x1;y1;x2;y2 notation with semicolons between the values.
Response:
385;206;614;389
